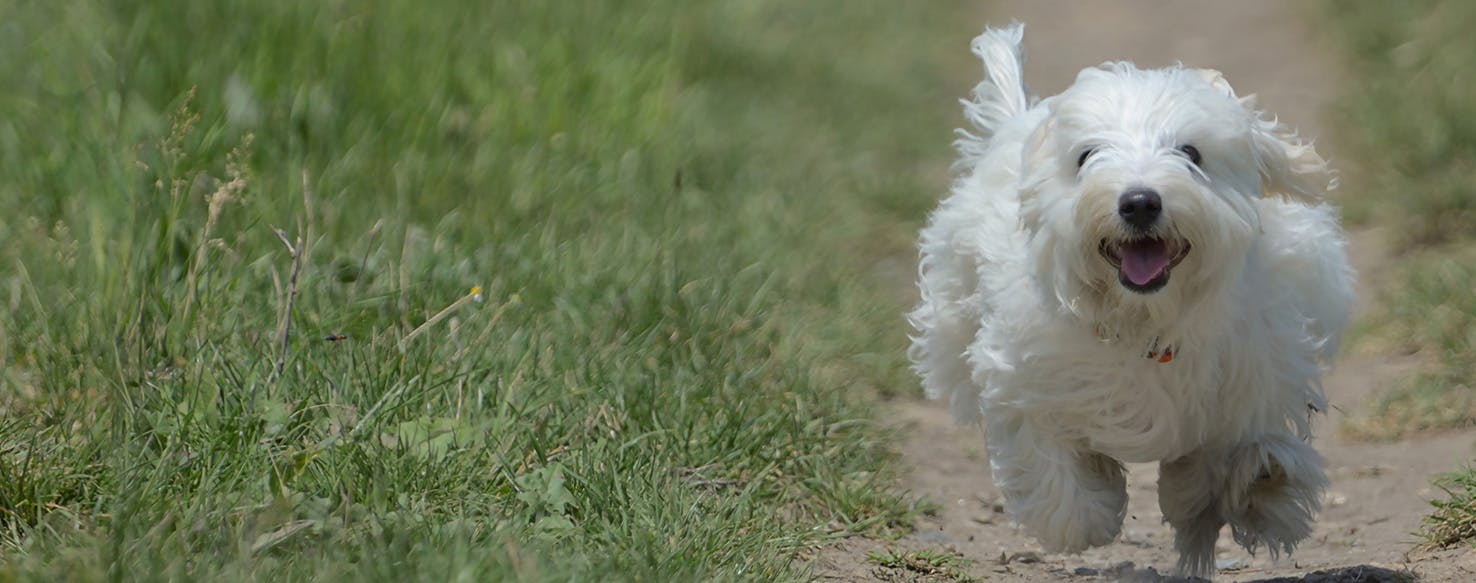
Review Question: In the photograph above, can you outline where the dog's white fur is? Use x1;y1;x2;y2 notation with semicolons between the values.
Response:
909;24;1353;578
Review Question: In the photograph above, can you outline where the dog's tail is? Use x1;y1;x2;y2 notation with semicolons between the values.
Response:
957;23;1030;160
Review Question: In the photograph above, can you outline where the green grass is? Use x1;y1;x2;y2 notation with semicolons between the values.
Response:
1326;2;1476;243
1422;468;1476;549
1325;0;1476;548
1340;248;1476;441
1326;1;1476;441
0;0;967;579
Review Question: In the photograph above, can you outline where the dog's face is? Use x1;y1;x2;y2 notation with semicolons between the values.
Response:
1019;64;1331;324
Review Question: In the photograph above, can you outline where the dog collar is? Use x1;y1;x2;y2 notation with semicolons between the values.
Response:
1094;324;1175;363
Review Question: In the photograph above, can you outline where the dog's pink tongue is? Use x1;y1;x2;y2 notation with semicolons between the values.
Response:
1121;239;1171;285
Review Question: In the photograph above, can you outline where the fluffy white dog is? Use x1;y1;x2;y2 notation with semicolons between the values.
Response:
908;24;1353;578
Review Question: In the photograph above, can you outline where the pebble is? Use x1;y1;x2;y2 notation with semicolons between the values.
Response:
1216;557;1247;571
1006;551;1042;564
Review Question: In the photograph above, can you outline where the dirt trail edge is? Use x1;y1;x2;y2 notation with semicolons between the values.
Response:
816;2;1476;581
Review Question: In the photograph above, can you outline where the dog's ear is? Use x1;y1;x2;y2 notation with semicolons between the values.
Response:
1193;68;1237;99
1251;117;1334;203
1018;115;1057;232
1198;68;1336;202
1194;68;1261;109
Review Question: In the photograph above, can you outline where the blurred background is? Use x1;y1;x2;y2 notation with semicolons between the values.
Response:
0;0;1472;580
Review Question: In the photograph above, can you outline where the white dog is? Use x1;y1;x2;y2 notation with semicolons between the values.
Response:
909;24;1353;578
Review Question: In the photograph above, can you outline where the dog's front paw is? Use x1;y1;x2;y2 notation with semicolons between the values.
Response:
1027;501;1123;553
1221;435;1327;557
1006;452;1127;553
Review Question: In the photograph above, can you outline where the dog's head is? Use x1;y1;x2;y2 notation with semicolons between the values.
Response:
1018;63;1332;326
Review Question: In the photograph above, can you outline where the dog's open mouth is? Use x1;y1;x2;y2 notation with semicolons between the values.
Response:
1098;237;1191;294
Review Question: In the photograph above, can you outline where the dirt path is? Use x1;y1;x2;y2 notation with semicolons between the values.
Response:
818;2;1476;581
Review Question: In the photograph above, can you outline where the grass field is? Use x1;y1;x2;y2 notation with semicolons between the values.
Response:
1324;0;1476;546
0;1;968;579
1328;0;1476;441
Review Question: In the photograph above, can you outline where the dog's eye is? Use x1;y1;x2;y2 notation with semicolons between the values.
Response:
1077;148;1096;169
1178;144;1202;167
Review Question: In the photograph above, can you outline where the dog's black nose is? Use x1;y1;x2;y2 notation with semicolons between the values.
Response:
1117;189;1162;229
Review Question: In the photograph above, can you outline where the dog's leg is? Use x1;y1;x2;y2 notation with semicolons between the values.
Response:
1159;451;1227;579
986;416;1126;553
1220;433;1327;558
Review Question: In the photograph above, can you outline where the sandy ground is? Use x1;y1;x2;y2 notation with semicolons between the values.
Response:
816;1;1476;581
